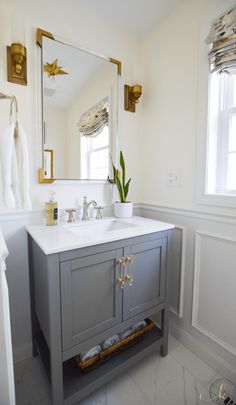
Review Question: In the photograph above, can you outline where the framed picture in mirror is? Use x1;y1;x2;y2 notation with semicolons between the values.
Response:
44;149;53;180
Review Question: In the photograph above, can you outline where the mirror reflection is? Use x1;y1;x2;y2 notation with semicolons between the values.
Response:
41;36;118;180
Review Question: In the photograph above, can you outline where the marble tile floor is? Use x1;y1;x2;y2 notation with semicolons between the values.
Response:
14;335;222;405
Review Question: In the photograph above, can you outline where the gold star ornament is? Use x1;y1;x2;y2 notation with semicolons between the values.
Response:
43;59;68;76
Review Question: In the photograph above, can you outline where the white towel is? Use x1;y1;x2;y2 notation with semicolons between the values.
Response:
0;124;16;208
13;123;31;210
0;228;9;271
80;345;102;361
0;122;31;210
0;228;16;405
102;334;120;350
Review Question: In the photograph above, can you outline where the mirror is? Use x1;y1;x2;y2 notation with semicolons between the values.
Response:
37;29;121;183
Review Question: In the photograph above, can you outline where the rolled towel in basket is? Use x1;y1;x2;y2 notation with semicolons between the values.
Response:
102;334;120;350
80;345;102;361
132;320;147;332
121;328;133;340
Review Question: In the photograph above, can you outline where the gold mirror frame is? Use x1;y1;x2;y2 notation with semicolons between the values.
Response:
36;28;122;184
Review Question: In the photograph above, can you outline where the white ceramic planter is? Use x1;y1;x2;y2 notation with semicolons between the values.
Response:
114;202;133;218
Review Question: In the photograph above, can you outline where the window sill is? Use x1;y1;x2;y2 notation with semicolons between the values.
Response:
196;192;236;208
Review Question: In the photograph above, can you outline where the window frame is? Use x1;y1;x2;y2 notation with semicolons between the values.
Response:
195;10;236;209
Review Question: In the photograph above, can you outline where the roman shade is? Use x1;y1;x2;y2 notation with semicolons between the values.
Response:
78;97;109;138
206;7;236;73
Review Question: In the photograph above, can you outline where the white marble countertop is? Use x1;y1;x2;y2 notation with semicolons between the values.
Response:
26;216;174;255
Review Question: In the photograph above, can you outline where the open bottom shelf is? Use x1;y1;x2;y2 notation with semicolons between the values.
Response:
35;325;163;404
63;325;163;404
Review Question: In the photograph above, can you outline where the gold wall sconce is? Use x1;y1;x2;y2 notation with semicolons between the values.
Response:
124;84;142;113
7;43;27;86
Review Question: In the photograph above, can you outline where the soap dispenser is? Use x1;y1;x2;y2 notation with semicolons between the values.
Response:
45;191;58;226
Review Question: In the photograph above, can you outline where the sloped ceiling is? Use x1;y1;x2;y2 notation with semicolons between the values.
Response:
75;0;184;37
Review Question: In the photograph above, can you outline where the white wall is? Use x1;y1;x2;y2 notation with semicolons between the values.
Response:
0;0;142;360
140;0;236;216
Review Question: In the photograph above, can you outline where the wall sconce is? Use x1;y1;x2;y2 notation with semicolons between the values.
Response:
7;43;27;85
124;84;142;112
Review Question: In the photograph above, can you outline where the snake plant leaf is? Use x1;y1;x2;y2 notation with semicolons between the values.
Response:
120;151;126;188
116;175;125;202
111;150;131;203
124;178;131;199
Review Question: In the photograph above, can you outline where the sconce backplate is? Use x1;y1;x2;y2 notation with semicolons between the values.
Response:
7;44;27;86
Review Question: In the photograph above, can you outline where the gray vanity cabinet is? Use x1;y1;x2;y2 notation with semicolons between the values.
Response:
123;238;166;320
28;229;172;405
60;249;123;350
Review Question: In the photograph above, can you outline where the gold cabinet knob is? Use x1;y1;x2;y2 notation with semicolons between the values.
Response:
125;274;134;286
117;276;125;289
117;257;126;267
126;255;134;264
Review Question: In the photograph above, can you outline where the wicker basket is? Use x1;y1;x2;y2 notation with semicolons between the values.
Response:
74;318;155;372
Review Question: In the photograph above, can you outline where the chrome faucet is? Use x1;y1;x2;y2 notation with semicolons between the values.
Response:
82;196;97;221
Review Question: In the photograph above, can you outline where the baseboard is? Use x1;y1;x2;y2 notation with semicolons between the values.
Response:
13;343;32;364
170;322;236;382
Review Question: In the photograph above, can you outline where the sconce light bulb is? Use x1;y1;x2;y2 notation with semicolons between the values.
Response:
131;84;142;104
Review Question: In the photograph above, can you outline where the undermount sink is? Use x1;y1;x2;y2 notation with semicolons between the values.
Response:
64;218;138;237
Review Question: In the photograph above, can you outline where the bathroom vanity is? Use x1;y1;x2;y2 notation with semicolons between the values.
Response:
27;216;174;405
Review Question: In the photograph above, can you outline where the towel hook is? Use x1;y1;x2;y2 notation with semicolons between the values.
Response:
10;96;18;122
0;91;19;137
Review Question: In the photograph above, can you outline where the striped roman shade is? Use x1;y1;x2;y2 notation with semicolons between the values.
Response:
206;7;236;73
78;97;109;138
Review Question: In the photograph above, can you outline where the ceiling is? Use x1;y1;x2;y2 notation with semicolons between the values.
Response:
75;0;183;37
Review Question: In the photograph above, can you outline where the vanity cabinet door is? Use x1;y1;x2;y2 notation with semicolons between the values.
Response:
60;249;123;350
123;238;167;321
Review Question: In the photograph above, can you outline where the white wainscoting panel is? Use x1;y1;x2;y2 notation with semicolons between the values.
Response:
192;231;236;356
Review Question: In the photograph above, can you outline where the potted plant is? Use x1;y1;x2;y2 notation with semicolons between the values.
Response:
112;151;133;218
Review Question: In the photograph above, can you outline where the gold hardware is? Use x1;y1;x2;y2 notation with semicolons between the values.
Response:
36;28;54;47
110;58;122;75
124;84;142;113
126;255;134;264
117;276;125;289
43;59;68;77
125;274;134;286
117;257;126;267
7;43;27;86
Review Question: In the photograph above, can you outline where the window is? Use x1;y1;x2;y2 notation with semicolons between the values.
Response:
206;71;236;196
80;126;109;180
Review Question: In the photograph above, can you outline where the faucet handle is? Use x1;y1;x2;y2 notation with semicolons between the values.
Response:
95;206;103;219
66;208;76;223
